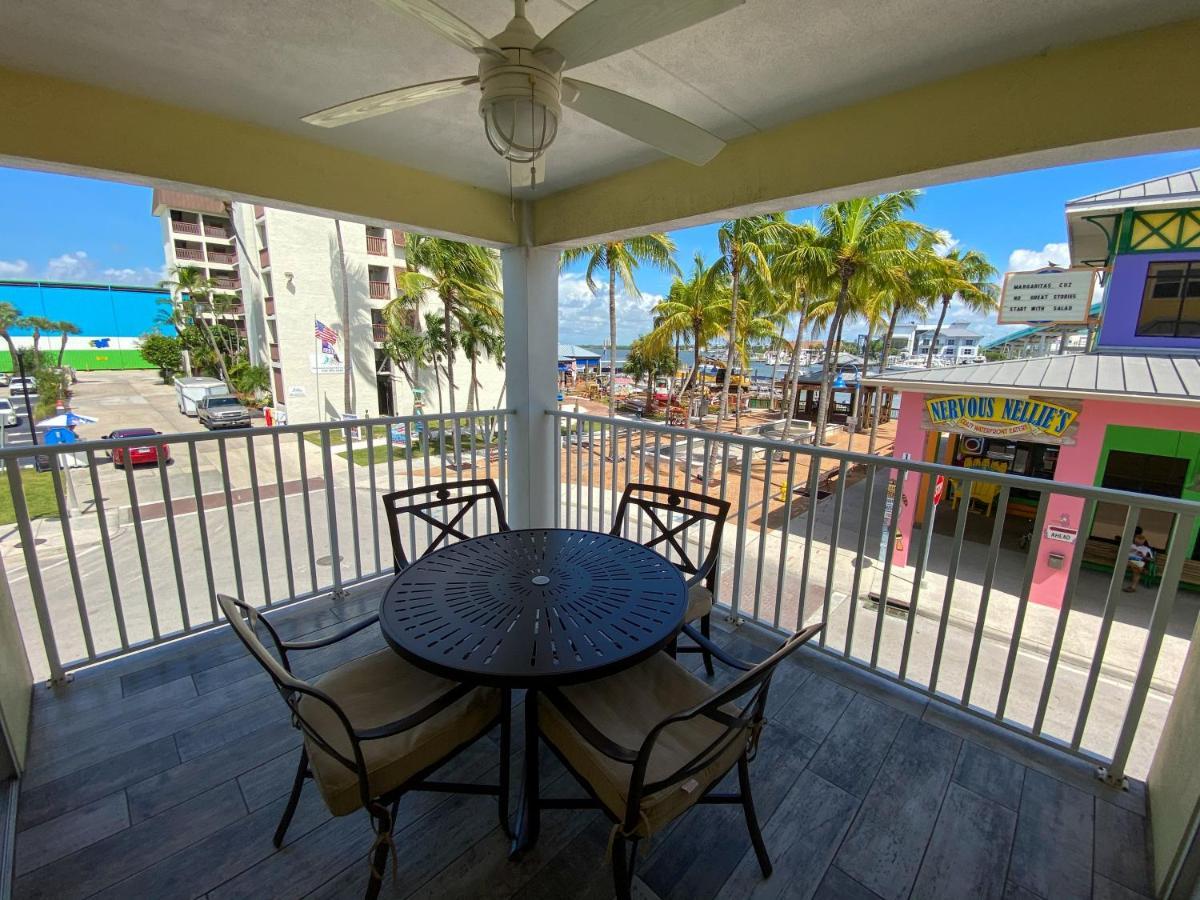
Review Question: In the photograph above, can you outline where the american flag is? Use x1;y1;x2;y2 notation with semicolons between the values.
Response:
314;319;338;345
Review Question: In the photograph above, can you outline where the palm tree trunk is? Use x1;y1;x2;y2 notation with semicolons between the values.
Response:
442;296;457;415
847;320;873;454
468;353;479;412
868;307;900;454
717;256;740;433
925;296;950;368
608;264;617;417
57;334;68;369
689;327;704;428
768;327;783;410
782;311;806;433
813;275;850;445
334;220;353;415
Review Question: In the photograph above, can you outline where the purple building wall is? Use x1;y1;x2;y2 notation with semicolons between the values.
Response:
1097;250;1200;350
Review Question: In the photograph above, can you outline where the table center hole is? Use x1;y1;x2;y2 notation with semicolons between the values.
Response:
531;575;550;586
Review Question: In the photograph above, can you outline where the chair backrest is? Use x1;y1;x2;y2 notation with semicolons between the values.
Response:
382;477;510;571
217;594;364;782
624;622;824;831
610;483;730;586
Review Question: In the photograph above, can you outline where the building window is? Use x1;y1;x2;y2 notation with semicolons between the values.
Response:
1136;261;1200;337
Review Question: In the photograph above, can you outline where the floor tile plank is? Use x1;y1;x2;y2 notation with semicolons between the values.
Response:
806;694;906;798
1094;799;1151;897
1007;768;1093;900
909;782;1017;900
953;740;1026;811
833;717;961;900
14;791;130;876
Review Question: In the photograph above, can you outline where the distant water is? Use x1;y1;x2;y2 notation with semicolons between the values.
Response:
599;349;782;379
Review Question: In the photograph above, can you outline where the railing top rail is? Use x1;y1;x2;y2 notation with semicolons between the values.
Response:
549;409;1200;517
0;408;515;460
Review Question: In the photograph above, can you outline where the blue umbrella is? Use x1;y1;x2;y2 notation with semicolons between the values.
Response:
832;373;847;389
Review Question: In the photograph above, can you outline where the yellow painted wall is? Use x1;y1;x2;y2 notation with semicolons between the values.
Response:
1147;611;1200;898
533;18;1200;246
0;65;517;248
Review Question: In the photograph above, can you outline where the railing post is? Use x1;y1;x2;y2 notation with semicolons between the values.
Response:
501;234;558;528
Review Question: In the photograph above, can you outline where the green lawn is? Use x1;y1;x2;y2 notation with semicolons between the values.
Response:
300;422;500;467
0;467;60;524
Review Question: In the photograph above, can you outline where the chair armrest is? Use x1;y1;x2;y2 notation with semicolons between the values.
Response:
681;623;755;671
354;681;476;741
281;613;379;651
541;688;639;763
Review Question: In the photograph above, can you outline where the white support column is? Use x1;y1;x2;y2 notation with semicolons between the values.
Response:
501;243;558;528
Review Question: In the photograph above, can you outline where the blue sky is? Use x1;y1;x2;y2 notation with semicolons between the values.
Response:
2;148;1200;344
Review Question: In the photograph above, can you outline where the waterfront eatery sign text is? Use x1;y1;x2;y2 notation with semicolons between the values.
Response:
924;395;1079;444
999;268;1096;325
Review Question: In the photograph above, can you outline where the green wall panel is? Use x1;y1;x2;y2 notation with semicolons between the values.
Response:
0;349;152;371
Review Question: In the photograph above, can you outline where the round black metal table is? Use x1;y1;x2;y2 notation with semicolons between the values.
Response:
379;528;688;856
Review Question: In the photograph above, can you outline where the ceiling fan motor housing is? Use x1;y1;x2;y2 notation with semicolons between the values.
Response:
478;14;563;163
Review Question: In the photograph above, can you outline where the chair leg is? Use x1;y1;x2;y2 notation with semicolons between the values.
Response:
273;747;308;848
700;614;715;676
738;755;772;878
611;834;640;900
365;807;393;900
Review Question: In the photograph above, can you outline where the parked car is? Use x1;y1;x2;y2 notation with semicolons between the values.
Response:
0;373;10;387
198;394;251;429
9;377;37;398
0;398;16;427
108;427;171;468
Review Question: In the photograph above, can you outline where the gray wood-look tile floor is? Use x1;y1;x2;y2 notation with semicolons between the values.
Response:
11;588;1155;900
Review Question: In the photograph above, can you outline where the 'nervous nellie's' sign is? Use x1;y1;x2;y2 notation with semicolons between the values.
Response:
923;394;1080;444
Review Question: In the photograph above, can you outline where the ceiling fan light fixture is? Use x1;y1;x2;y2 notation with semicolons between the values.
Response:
482;92;558;164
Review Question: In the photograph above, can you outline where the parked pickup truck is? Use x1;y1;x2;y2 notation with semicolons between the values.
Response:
197;394;251;429
175;376;228;417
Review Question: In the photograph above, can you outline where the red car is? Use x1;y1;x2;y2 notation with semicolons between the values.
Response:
109;427;171;468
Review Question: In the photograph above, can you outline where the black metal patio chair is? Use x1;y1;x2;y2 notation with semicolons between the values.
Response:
382;477;510;571
536;621;825;899
217;594;508;899
610;483;730;675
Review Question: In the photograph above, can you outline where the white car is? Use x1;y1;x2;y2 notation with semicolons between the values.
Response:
0;398;18;427
9;377;37;398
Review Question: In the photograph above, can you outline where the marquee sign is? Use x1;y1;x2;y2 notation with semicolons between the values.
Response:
998;267;1097;325
922;394;1080;445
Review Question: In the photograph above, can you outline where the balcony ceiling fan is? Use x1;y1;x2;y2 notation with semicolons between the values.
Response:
302;0;742;181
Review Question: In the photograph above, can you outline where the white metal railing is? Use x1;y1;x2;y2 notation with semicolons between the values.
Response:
3;409;512;683
550;410;1200;784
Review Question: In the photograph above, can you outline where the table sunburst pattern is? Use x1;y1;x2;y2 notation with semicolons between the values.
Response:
380;529;687;685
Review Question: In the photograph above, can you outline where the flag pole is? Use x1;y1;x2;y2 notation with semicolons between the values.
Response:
314;323;322;422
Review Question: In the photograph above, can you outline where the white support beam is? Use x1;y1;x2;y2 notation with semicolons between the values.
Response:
501;241;558;528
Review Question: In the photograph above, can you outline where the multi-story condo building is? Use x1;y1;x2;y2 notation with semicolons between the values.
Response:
907;321;983;363
153;191;503;425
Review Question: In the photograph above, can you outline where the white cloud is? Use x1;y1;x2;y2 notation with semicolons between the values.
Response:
933;230;959;256
102;266;162;285
557;272;664;345
45;250;90;280
1007;242;1069;273
0;259;29;277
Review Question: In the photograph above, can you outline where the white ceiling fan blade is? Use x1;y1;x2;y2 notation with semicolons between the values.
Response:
562;79;725;165
537;0;744;70
302;77;478;128
380;0;504;57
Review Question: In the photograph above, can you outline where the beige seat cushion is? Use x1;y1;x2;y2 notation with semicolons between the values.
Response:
687;582;713;622
538;651;746;837
298;649;500;816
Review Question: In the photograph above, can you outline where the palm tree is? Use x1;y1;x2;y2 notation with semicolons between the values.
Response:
560;235;679;416
0;302;23;377
21;316;56;356
161;266;234;388
52;320;81;368
924;246;999;368
458;309;504;411
710;215;787;433
382;316;431;416
647;253;727;427
422;312;452;413
770;222;828;434
866;234;941;452
392;235;501;415
728;276;783;432
807;193;931;445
